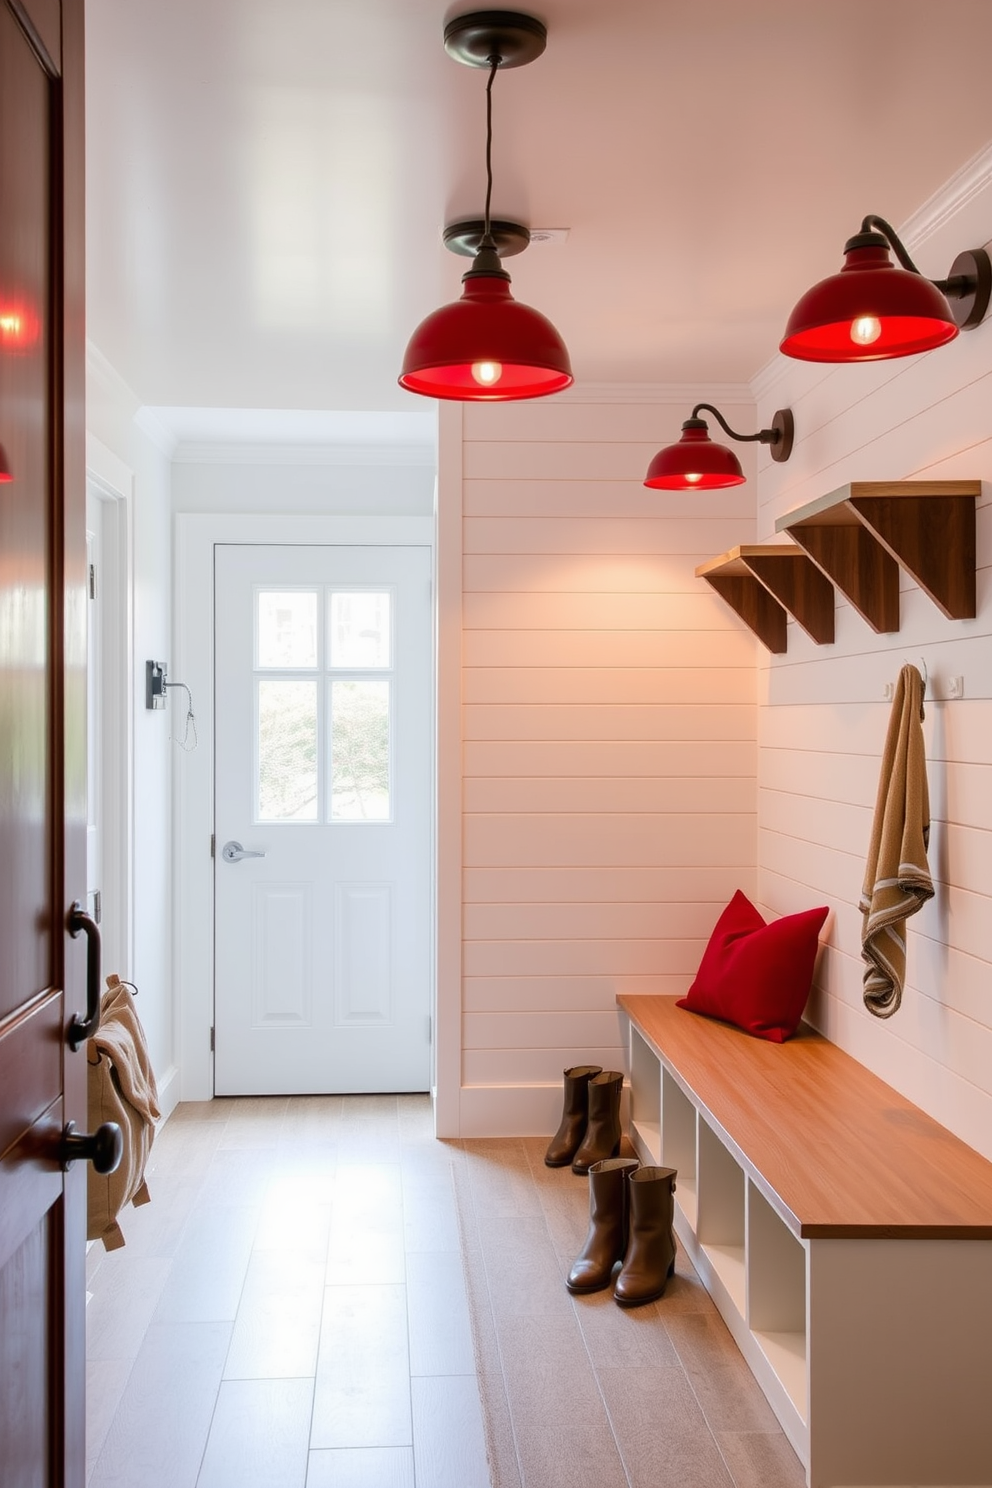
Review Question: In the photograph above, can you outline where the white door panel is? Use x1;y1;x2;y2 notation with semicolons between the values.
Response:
214;544;432;1095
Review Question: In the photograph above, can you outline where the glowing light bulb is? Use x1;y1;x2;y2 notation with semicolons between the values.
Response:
471;360;502;386
685;472;703;485
851;315;882;346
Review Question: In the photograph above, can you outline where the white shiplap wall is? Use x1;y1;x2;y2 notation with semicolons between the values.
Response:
753;150;992;1159
453;388;763;1134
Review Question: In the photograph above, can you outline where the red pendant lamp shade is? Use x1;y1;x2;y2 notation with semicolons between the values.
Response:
781;232;958;362
399;255;573;401
644;419;745;490
0;443;12;483
644;405;794;491
781;217;991;364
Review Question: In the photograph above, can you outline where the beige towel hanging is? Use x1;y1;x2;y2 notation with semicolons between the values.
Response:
859;664;934;1018
87;975;161;1249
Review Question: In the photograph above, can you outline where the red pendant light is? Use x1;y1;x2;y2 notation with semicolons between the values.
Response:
781;216;991;363
644;405;794;491
0;443;12;483
399;12;572;403
399;242;572;400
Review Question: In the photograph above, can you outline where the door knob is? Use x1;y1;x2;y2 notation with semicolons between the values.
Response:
221;840;267;862
60;1121;123;1174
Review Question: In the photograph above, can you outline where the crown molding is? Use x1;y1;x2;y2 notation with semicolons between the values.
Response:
900;137;992;253
170;440;437;468
86;339;141;415
133;406;179;456
558;380;754;405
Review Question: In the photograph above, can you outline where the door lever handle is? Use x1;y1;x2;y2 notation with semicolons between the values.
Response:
221;840;267;863
67;900;102;1050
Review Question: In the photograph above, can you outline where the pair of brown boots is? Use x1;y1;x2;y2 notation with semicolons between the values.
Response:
543;1066;623;1175
567;1158;678;1306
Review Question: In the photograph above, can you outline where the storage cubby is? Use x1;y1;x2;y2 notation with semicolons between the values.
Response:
617;993;992;1487
628;1024;661;1162
747;1182;807;1422
697;1116;746;1317
661;1069;697;1230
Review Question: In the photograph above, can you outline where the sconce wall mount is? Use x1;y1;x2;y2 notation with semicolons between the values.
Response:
644;405;794;490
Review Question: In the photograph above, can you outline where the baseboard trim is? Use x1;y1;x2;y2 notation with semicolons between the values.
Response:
457;1082;630;1138
155;1064;180;1125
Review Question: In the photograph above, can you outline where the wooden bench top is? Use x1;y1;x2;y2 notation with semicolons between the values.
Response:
617;993;992;1240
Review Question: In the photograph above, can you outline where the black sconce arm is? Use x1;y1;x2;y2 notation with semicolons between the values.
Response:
858;216;922;275
691;403;794;460
857;214;991;322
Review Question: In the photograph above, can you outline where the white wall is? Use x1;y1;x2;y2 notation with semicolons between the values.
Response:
439;384;764;1135
172;453;434;517
86;347;178;1114
753;149;992;1159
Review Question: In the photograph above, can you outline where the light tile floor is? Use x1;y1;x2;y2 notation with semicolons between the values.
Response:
85;1095;489;1488
86;1097;806;1488
454;1135;807;1488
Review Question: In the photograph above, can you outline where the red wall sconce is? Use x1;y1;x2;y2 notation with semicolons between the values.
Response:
644;405;794;490
781;215;991;363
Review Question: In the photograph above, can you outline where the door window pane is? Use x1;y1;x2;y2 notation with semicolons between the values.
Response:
329;591;391;668
330;680;390;820
258;680;318;820
257;590;318;668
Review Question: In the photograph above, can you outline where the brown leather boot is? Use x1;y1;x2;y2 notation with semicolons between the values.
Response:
614;1165;677;1307
544;1065;602;1167
570;1070;623;1175
566;1157;639;1294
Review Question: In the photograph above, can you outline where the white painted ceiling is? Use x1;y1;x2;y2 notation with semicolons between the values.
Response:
85;0;992;424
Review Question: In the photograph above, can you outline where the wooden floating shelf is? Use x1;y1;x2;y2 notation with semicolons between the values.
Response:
695;544;835;653
775;480;980;629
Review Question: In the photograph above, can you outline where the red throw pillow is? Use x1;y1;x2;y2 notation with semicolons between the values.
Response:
676;890;828;1042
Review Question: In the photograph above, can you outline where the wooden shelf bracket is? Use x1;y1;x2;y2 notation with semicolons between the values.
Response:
695;544;835;653
776;481;980;629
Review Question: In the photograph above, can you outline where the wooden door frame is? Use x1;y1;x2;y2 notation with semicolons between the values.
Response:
172;515;442;1113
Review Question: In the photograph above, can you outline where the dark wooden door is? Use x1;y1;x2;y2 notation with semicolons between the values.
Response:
0;2;87;1486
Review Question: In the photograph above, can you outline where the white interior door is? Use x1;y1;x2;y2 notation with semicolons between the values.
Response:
213;543;433;1095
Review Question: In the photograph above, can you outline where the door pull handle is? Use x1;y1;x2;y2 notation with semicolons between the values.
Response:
221;840;267;863
67;900;102;1050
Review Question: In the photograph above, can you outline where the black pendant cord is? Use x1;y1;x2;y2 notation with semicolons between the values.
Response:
691;403;777;446
483;55;499;244
462;51;510;281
